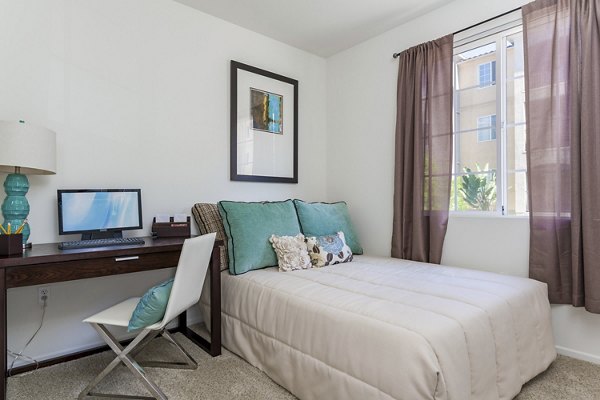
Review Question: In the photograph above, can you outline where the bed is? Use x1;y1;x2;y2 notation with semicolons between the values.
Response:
200;254;556;400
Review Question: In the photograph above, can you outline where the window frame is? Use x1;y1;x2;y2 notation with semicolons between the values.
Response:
452;24;525;216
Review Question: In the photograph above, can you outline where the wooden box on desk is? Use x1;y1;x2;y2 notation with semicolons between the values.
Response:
0;234;23;256
151;217;191;238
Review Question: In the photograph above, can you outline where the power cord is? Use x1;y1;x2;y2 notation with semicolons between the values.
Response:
7;294;47;376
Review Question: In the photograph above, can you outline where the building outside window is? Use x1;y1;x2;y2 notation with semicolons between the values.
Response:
478;61;496;87
477;115;497;142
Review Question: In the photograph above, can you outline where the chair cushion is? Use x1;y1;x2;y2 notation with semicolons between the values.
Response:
192;203;228;271
293;200;363;254
128;278;174;332
218;200;302;275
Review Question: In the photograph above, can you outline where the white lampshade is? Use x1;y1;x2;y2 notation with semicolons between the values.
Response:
0;121;56;175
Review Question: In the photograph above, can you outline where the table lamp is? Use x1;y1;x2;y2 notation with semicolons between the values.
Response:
0;121;56;247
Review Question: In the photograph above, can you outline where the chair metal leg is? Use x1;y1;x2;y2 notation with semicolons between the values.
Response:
79;324;167;400
138;330;197;370
162;330;197;369
129;330;161;359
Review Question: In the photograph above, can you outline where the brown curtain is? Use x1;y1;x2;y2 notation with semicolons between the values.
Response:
391;35;453;264
524;0;600;312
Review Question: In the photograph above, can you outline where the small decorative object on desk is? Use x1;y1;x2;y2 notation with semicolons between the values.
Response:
0;232;23;256
151;216;191;238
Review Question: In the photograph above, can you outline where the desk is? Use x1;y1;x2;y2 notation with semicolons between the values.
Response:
0;237;223;400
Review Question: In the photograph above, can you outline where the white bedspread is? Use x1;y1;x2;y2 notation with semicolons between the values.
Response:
200;255;556;400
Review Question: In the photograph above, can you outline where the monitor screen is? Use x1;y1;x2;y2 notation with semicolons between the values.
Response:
58;189;143;234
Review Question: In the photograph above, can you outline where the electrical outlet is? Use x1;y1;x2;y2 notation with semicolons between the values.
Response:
38;287;49;305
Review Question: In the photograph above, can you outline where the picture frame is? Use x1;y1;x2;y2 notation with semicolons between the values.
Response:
230;60;298;183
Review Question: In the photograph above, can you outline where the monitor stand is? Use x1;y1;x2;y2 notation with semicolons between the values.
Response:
81;231;123;241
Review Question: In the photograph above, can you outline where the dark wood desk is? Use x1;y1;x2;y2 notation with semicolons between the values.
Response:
0;237;222;400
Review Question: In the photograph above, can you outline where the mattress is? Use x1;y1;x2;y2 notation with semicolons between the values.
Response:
200;255;556;400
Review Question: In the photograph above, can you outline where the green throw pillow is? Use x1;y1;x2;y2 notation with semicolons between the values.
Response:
128;278;174;332
293;200;363;255
218;200;302;275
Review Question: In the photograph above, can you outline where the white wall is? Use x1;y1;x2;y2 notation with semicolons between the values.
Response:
0;0;327;366
326;0;600;364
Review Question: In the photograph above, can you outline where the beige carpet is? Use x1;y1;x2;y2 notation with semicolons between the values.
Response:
516;355;600;400
7;332;600;399
7;331;295;400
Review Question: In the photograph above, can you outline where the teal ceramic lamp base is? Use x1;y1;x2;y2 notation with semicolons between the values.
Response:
1;173;30;247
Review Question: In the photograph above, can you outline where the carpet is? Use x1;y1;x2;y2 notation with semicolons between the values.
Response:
7;332;600;399
516;355;600;400
7;331;294;400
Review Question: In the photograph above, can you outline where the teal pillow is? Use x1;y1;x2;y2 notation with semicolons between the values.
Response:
293;200;363;255
218;200;301;275
128;278;174;332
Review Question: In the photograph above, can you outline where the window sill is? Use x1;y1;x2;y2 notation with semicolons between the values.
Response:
449;212;529;220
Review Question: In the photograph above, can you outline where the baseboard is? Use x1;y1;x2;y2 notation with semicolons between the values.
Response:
556;345;600;365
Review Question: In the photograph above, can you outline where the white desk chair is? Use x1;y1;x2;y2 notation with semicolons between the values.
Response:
79;233;216;400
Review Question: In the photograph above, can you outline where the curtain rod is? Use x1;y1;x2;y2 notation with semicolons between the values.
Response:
392;6;522;58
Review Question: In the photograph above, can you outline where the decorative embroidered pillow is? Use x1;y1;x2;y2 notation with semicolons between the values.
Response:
305;231;353;268
270;234;312;272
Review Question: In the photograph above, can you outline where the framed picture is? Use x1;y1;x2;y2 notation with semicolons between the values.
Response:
230;60;298;183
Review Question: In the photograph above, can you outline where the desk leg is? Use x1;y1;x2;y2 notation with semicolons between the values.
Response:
180;245;221;357
1;268;6;400
209;246;221;356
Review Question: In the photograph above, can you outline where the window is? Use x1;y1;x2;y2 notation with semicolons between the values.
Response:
451;19;527;215
477;115;497;142
478;61;496;87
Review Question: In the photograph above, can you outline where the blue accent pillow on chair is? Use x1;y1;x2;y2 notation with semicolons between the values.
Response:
128;278;174;332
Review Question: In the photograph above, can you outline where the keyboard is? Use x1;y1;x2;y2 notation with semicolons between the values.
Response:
58;237;146;250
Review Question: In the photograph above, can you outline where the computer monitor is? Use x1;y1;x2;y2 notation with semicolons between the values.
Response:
57;189;143;240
